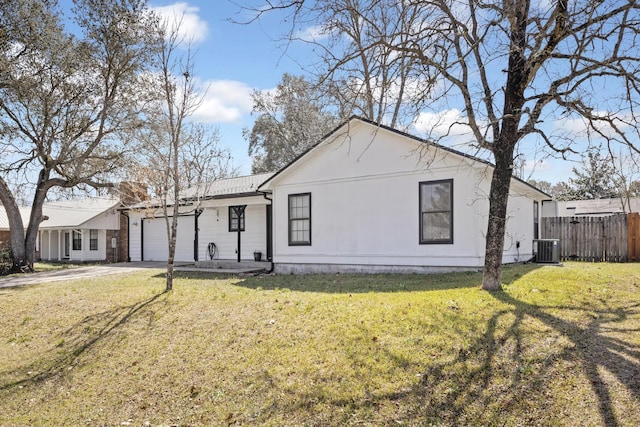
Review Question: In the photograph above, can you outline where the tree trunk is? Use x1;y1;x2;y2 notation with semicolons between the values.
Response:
482;145;516;290
22;174;50;271
0;177;28;272
482;0;528;290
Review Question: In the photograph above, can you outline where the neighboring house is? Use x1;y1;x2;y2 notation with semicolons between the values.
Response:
38;198;124;262
542;197;640;217
0;197;126;262
126;173;273;263
257;117;549;273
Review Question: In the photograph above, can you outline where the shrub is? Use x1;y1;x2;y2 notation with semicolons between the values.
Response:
0;248;12;276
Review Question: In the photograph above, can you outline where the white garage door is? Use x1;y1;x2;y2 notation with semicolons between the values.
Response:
142;216;195;262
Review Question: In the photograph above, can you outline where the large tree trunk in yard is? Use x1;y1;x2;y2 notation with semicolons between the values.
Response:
482;146;516;290
22;175;50;271
0;177;28;272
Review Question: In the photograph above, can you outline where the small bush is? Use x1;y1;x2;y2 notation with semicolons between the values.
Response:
0;248;12;276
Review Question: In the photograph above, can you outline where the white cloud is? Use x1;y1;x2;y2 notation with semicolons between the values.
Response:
152;2;209;43
296;24;330;42
192;80;254;123
552;110;634;138
413;109;475;139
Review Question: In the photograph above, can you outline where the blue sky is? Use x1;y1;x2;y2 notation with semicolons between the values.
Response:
149;1;306;175
59;0;590;183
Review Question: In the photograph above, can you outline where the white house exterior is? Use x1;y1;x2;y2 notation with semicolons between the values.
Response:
37;198;122;262
126;174;273;263
259;117;549;274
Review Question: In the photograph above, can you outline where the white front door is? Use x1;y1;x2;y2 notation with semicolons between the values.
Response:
64;232;70;258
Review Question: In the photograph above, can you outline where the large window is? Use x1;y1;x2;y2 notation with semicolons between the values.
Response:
229;206;245;232
419;180;453;244
288;193;311;245
90;229;98;251
72;229;82;250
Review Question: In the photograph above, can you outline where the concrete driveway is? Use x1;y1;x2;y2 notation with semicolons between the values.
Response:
0;262;169;288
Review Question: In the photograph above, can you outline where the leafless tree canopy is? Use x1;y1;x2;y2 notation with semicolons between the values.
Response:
248;0;640;289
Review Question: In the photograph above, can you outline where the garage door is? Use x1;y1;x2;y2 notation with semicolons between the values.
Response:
142;216;195;262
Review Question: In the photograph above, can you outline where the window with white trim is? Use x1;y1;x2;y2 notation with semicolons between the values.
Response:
90;229;98;251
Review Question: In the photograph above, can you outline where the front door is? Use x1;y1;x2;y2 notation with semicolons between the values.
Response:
64;231;70;258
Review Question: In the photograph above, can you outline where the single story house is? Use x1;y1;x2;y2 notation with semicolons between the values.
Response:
125;117;549;273
0;197;126;262
258;117;549;273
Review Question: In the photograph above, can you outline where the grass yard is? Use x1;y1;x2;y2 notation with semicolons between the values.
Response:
0;263;638;426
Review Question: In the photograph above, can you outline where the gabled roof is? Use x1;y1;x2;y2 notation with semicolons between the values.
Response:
258;116;550;198
0;207;30;229
0;197;120;230
40;197;120;228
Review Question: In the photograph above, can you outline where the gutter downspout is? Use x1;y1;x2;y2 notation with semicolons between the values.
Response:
259;190;274;273
121;210;131;262
194;208;204;262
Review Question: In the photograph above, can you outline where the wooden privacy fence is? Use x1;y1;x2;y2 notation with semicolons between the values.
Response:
541;213;640;262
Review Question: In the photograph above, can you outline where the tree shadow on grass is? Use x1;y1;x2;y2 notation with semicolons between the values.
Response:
228;264;543;294
250;283;639;425
0;292;167;391
401;293;638;425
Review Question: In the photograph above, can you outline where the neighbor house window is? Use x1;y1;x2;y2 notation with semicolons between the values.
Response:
419;180;453;244
288;193;311;245
90;229;98;251
72;229;82;250
229;206;245;232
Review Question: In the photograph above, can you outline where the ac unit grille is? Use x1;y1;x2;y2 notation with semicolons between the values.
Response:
535;239;560;263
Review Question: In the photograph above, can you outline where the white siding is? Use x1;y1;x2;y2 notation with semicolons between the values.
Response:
197;197;268;261
269;122;489;270
128;196;270;262
267;120;546;272
83;210;120;230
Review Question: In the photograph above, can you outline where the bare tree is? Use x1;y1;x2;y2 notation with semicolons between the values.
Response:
239;0;431;129
250;0;640;289
135;12;216;291
607;148;640;213
0;0;154;272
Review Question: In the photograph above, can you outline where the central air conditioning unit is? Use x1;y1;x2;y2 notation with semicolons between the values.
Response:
534;239;560;263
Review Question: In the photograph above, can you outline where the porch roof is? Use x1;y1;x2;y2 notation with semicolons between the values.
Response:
1;198;119;230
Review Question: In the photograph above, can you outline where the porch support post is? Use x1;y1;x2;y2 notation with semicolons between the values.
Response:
232;205;246;263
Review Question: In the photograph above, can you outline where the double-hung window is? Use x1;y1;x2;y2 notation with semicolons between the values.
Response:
288;193;311;245
419;180;453;244
90;229;98;251
72;229;82;250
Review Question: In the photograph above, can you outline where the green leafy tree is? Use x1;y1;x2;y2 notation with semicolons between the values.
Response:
565;150;619;200
244;73;337;173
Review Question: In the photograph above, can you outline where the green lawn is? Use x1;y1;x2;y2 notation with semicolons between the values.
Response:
0;263;638;426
